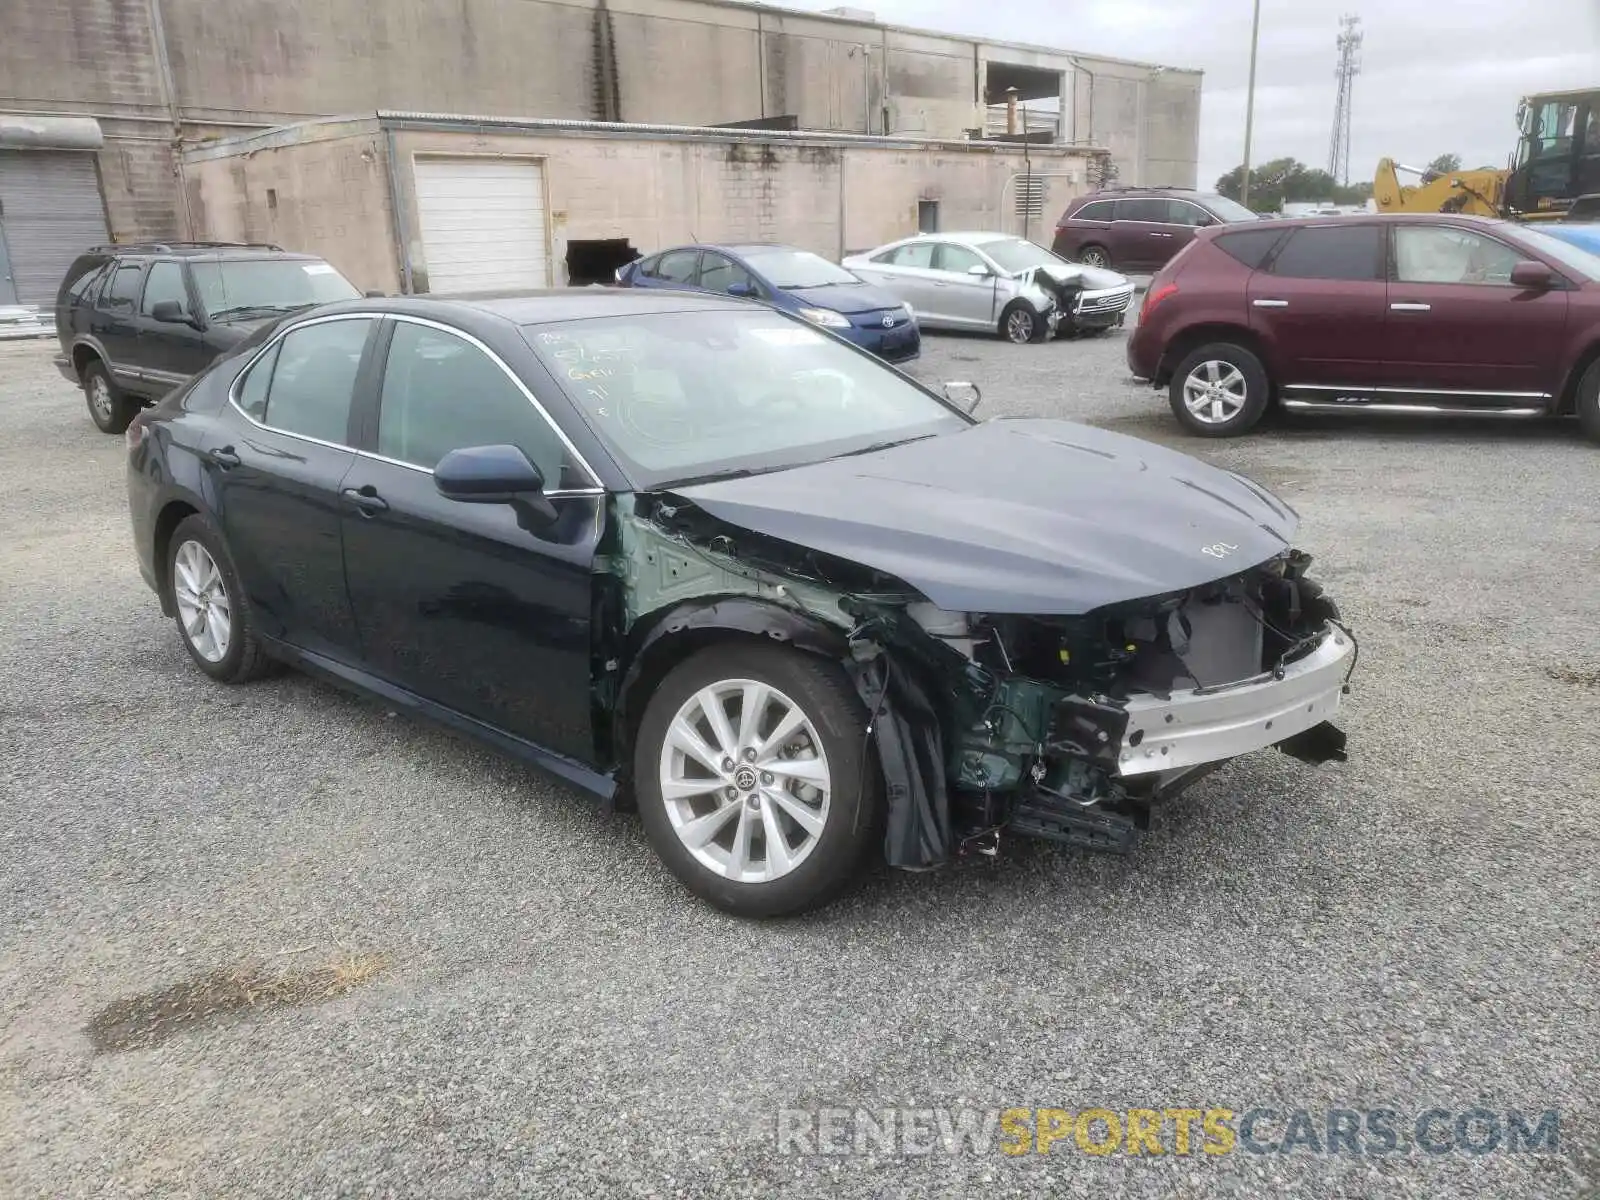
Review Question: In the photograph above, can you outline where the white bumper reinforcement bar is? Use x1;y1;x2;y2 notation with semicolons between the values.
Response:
1116;625;1354;777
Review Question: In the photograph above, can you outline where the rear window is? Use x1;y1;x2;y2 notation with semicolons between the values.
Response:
58;255;110;306
1072;199;1116;222
1214;227;1288;269
1268;225;1383;281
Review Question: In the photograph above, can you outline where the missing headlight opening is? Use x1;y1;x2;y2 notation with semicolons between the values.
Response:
599;492;1354;871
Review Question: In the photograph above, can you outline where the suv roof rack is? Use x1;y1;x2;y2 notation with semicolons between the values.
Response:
90;240;287;254
1093;185;1198;194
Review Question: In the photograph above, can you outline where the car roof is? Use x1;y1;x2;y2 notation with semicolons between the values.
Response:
1215;211;1517;233
311;288;756;327
94;242;321;261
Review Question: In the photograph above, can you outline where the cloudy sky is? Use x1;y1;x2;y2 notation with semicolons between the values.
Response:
794;0;1600;187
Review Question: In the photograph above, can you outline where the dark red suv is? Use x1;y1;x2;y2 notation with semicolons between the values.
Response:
1052;188;1263;272
1125;213;1600;440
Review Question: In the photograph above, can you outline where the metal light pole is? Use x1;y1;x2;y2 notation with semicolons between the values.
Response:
1241;0;1262;207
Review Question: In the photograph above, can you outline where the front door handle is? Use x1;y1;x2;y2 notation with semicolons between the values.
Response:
1252;299;1289;308
341;484;389;515
1390;302;1432;312
207;445;241;469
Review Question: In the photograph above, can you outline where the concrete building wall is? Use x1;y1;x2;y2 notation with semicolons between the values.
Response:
182;120;1095;295
3;0;1199;245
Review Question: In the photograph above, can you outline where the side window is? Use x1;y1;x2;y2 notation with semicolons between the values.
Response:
140;261;191;318
102;263;145;311
1213;227;1287;269
934;243;985;274
1117;197;1171;223
234;342;280;421
377;322;579;487
1268;225;1382;281
1073;200;1115;223
654;250;701;285
886;243;936;269
697;252;756;295
260;318;372;443
1166;201;1212;227
1393;226;1524;285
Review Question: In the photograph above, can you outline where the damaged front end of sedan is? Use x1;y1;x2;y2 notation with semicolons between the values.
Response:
594;489;1355;869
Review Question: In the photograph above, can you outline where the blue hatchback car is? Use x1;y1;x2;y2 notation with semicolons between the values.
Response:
616;242;920;362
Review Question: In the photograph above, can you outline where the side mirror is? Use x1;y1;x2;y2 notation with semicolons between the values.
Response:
726;281;756;298
1509;260;1556;290
435;443;559;529
150;299;191;325
942;380;982;414
966;263;992;278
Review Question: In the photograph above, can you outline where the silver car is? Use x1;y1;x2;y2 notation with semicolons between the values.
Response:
843;232;1134;344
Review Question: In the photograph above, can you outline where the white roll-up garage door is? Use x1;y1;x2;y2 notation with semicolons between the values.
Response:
412;156;550;294
0;150;110;305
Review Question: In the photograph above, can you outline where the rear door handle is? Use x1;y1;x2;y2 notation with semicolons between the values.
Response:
1150;232;1174;238
341;485;389;515
1390;302;1432;312
1252;299;1289;308
206;445;241;469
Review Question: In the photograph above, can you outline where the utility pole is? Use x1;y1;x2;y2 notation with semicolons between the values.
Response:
1241;0;1261;206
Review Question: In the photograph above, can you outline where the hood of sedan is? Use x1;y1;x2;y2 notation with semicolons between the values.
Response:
1028;262;1130;291
671;418;1299;615
785;282;907;317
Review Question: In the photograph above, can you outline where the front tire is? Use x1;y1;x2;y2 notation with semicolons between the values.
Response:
1168;342;1271;437
633;643;880;918
82;360;138;435
1000;301;1047;345
167;515;275;683
1575;357;1600;443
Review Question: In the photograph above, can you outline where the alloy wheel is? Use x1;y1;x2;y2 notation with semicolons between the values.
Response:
658;678;831;884
88;375;114;424
172;540;232;663
1005;309;1036;344
1182;360;1249;425
1079;248;1110;269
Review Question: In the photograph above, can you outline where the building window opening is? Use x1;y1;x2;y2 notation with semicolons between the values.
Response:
567;238;639;286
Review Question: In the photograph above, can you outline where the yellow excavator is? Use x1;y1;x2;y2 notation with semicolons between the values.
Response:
1373;88;1600;221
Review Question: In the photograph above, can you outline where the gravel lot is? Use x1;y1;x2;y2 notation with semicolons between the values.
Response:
2;324;1596;1199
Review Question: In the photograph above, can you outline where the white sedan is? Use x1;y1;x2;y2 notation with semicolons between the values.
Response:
843;231;1135;344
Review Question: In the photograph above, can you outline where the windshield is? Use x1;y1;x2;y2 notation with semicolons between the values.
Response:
190;259;360;319
740;249;860;289
1515;226;1600;281
979;238;1062;274
525;310;969;488
1198;194;1261;223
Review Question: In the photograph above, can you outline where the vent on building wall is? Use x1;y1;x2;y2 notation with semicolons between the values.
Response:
1014;176;1046;219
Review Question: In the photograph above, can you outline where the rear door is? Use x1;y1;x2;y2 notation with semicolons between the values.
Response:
1248;222;1388;391
1111;197;1181;270
853;242;940;318
134;259;211;391
211;315;374;659
92;260;146;391
1382;223;1568;403
338;317;602;760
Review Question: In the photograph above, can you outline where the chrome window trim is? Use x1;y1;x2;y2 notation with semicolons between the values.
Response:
226;310;606;492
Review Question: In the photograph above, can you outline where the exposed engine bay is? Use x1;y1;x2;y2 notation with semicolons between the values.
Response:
599;490;1356;869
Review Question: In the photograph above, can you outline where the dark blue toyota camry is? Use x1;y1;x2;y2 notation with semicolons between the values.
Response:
616;242;920;362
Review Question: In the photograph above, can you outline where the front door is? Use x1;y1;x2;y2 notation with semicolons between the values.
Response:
209;315;375;658
1382;223;1569;402
339;317;600;761
134;259;213;391
927;241;999;329
1248;222;1389;391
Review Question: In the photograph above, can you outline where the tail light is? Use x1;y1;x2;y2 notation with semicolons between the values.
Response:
125;410;151;454
1140;281;1179;320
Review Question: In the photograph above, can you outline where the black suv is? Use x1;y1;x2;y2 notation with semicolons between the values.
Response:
1051;187;1262;272
54;242;361;433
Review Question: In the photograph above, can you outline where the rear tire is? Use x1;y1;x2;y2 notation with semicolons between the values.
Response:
633;643;880;918
167;515;276;683
83;360;138;435
1575;358;1600;443
1168;342;1271;437
999;301;1048;345
1077;245;1112;270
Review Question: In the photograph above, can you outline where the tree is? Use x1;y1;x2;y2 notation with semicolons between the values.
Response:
1216;157;1373;211
1426;153;1463;175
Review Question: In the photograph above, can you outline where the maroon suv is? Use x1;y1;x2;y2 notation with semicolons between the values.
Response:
1052;188;1263;272
1125;213;1600;440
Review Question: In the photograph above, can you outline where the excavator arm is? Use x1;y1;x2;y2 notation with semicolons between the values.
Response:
1372;158;1506;217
